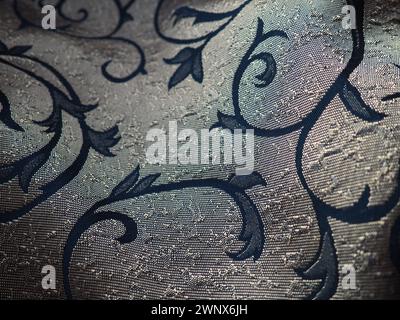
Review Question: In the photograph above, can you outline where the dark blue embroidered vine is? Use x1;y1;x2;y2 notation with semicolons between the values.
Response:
0;41;120;222
213;0;400;299
13;0;146;82
154;0;252;89
2;0;398;300
63;165;266;299
382;64;400;102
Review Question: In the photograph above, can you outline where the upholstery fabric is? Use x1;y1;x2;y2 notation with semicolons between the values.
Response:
0;0;399;299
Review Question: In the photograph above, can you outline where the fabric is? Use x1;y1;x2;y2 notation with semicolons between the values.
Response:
0;0;399;299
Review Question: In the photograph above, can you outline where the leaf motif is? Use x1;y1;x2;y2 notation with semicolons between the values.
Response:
295;232;338;300
229;172;266;190
264;29;289;40
211;111;247;130
18;151;49;193
7;45;32;55
319;185;372;223
33;108;62;133
86;125;120;157
0;90;24;131
340;80;385;122
164;47;195;64
168;59;193;90
0;41;7;52
173;6;231;26
382;65;400;102
110;166;140;198
121;11;134;23
166;48;204;88
0;165;17;184
191;50;203;83
51;88;97;119
226;192;264;261
127;173;161;196
382;92;400;102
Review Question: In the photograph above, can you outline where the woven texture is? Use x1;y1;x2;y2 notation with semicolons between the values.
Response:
0;0;399;299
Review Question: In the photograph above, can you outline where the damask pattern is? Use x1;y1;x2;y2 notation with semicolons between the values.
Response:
0;40;120;222
63;166;267;298
155;0;252;89
13;0;146;82
212;1;400;299
0;0;399;300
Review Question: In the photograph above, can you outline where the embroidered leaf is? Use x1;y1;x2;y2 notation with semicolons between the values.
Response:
33;108;62;133
229;172;266;190
320;185;372;223
340;80;385;122
110;166;140;198
51;88;97;119
127;173;161;196
0;41;7;52
167;59;193;89
382;92;400;102
264;29;289;40
211;111;247;130
0;165;17;184
121;11;133;23
18;151;50;193
295;232;338;300
165;47;204;89
7;45;32;55
0;90;24;131
382;64;400;101
191;50;203;83
86;125;120;157
173;6;230;26
227;192;264;261
164;47;195;64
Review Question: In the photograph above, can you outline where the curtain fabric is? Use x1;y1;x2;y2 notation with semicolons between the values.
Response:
0;0;399;299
